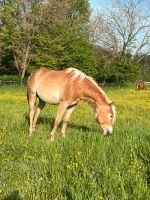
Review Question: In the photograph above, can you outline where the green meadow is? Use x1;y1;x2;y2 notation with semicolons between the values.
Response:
0;84;150;200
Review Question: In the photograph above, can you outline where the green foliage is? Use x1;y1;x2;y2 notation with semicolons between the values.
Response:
65;39;97;77
97;60;139;85
143;72;150;81
32;0;95;75
0;85;150;199
0;50;14;72
0;0;45;78
1;0;95;79
108;60;139;84
0;0;145;84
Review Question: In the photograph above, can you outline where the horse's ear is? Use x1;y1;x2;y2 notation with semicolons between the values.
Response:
110;102;116;123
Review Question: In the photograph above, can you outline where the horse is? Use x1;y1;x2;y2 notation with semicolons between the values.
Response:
27;68;116;141
136;80;146;91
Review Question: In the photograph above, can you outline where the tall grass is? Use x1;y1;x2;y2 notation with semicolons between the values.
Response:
0;84;150;200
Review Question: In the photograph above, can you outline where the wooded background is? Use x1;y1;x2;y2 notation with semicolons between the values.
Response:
0;0;150;84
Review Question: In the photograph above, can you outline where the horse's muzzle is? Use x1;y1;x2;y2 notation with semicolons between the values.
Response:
103;127;113;136
105;131;112;136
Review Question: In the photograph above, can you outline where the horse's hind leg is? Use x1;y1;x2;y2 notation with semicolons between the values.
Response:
32;98;45;132
27;91;37;136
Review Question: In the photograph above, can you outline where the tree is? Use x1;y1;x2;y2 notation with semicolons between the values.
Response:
0;0;97;80
92;46;139;84
0;0;44;82
33;0;96;76
90;0;150;60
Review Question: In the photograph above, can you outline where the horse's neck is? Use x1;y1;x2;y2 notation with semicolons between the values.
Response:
81;78;108;105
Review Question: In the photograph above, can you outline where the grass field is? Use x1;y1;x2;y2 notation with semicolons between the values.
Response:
0;84;150;200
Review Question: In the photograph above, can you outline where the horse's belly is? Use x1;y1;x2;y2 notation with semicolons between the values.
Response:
37;86;60;104
39;94;60;104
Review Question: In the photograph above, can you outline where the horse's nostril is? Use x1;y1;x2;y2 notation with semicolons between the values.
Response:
104;132;110;136
104;129;113;136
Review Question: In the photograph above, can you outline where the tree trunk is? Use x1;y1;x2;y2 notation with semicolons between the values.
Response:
14;55;22;76
21;43;30;84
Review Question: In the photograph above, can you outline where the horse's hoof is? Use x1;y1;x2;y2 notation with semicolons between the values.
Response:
49;137;54;142
62;134;66;138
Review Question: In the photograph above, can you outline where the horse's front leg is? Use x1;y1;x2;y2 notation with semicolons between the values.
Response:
50;101;68;141
61;105;76;138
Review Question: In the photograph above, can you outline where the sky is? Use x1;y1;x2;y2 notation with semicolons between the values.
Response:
89;0;112;12
89;0;150;13
89;0;150;54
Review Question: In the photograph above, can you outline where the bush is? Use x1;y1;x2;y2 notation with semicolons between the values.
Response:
96;60;139;85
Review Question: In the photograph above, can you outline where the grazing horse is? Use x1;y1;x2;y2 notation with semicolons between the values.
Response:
136;80;146;91
27;68;116;140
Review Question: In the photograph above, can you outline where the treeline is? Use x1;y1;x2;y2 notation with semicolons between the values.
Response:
0;0;150;84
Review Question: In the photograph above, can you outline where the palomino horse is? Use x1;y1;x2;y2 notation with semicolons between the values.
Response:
136;80;146;91
27;68;116;140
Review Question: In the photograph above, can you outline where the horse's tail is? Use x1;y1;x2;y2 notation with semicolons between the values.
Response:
26;76;30;105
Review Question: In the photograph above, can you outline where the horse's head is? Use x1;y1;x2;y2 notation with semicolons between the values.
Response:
95;102;116;136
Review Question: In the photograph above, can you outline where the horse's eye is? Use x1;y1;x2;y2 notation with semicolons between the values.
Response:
110;114;113;119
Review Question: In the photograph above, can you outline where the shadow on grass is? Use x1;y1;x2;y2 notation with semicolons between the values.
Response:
3;190;22;200
61;189;73;200
25;115;97;133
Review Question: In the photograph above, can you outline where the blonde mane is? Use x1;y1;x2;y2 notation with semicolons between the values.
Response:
86;76;111;104
65;68;86;81
65;68;111;104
